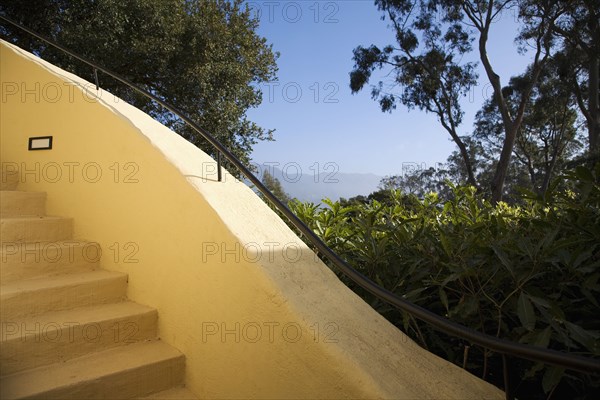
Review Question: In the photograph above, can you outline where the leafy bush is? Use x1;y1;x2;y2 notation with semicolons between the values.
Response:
289;165;600;399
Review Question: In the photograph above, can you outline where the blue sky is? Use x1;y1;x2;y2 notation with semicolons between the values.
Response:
246;1;531;177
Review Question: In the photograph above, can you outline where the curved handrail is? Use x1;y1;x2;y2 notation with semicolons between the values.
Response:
1;15;598;376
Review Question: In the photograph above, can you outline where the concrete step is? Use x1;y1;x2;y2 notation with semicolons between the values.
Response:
0;191;46;217
1;168;19;191
1;270;127;320
0;216;73;242
1;240;101;283
136;386;198;399
0;340;185;400
1;301;158;375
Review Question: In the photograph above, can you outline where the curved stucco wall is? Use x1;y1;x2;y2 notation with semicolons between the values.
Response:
0;40;503;399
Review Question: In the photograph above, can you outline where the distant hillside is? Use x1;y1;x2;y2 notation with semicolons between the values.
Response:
252;165;382;203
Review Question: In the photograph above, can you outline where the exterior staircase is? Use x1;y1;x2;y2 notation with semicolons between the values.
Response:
0;167;197;399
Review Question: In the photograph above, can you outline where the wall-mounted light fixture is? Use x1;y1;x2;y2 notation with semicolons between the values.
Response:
28;136;53;151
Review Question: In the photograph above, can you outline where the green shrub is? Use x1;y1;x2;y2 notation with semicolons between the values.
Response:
289;165;600;399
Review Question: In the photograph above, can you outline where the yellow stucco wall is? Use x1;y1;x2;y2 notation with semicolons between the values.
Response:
0;40;503;399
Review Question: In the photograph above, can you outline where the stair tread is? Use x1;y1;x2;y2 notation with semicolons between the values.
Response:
136;386;198;399
0;215;68;221
1;239;93;246
0;340;184;399
0;190;44;193
1;301;156;342
0;239;96;251
0;270;127;294
0;239;99;255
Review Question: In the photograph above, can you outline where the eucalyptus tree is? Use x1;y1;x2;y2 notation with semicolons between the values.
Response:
474;64;584;195
350;1;478;188
350;0;565;202
550;0;600;158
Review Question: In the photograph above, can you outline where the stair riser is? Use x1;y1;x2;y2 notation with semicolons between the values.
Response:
17;356;184;400
1;242;100;283
0;192;46;217
1;310;158;375
0;276;127;321
0;218;73;242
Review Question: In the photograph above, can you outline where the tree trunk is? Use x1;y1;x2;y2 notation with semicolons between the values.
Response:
526;158;537;192
491;123;518;203
448;130;478;188
541;142;560;196
436;107;478;189
476;18;515;203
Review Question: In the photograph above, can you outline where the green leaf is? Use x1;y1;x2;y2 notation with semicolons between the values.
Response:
517;292;536;331
524;362;545;379
564;321;599;352
439;287;449;313
542;365;564;393
548;302;566;323
528;294;551;309
403;287;428;301
439;231;452;256
572;247;594;269
440;272;461;287
538;225;560;252
534;326;552;348
583;272;600;291
492;244;513;274
452;296;478;318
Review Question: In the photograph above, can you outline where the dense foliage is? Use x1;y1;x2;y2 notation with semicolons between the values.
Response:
0;0;278;166
289;165;600;399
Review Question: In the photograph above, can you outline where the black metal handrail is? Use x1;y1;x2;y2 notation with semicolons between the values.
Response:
1;14;598;387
